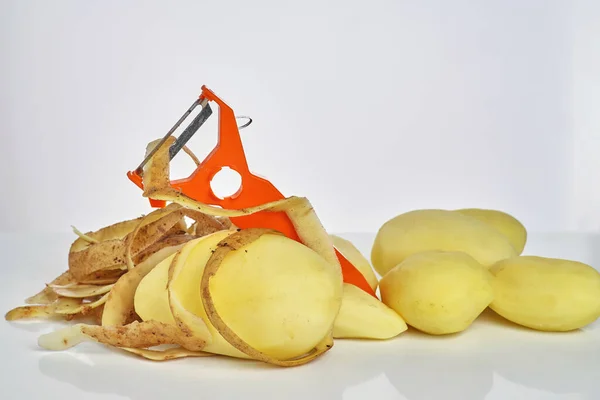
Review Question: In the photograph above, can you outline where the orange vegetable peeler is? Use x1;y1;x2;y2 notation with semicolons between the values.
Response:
127;85;376;298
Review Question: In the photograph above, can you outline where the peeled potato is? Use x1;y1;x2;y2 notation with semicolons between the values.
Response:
489;256;600;331
456;208;527;254
371;209;516;276
333;283;407;339
380;251;494;335
330;234;378;290
209;233;342;359
136;230;343;360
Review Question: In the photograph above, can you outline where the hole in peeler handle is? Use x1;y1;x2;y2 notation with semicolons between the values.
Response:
210;167;243;200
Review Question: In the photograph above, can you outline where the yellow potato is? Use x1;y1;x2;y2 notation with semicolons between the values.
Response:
489;256;600;331
456;208;527;254
209;233;342;359
330;234;378;290
371;209;516;276
135;230;343;360
333;283;407;339
380;251;494;335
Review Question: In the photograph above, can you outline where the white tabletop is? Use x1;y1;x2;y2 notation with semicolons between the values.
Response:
1;232;599;400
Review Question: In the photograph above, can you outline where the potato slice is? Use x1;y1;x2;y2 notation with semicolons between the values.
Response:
167;231;241;358
135;232;240;356
49;283;114;298
380;251;494;335
134;254;179;325
102;243;187;326
330;235;378;290
456;208;527;254
333;283;407;339
371;209;516;276
489;256;600;331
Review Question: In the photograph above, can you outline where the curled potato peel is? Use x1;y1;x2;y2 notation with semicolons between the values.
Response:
49;283;114;298
68;201;227;282
7;202;220;324
6;204;225;337
68;212;155;281
6;297;82;320
38;320;210;352
121;346;212;361
133;234;195;265
6;294;108;321
25;271;75;305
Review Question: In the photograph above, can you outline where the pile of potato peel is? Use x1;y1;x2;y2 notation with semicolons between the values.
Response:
3;137;400;366
5;137;600;367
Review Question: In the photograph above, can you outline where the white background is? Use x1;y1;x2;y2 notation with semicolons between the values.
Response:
1;0;599;235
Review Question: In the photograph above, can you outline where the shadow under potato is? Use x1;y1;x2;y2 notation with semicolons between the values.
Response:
478;307;587;336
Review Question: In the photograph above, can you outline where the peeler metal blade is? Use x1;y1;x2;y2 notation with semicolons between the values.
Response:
169;102;212;160
134;98;211;174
